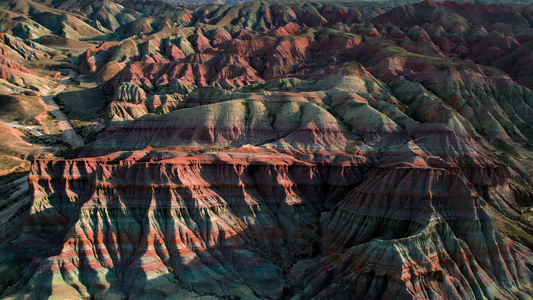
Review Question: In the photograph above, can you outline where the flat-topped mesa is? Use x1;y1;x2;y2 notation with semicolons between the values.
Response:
14;151;375;299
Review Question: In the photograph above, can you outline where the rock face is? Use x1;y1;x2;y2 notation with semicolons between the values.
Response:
2;0;533;300
12;152;372;299
295;156;533;299
0;33;56;94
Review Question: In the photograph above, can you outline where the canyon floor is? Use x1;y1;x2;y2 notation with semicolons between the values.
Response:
1;0;533;299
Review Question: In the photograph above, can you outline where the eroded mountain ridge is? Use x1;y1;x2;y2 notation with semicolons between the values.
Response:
1;0;533;299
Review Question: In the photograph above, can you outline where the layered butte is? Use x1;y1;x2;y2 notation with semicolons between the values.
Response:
1;0;533;299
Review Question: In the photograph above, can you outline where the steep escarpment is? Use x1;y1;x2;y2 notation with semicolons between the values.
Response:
6;152;373;299
291;156;533;299
5;137;533;299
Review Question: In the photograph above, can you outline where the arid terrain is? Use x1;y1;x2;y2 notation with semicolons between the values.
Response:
1;0;533;299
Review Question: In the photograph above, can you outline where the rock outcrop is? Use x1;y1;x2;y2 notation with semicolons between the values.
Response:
8;152;371;299
2;0;533;299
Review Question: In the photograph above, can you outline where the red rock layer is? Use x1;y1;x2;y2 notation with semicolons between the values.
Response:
0;33;53;92
13;151;374;298
3;1;533;299
291;155;533;299
0;33;51;62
